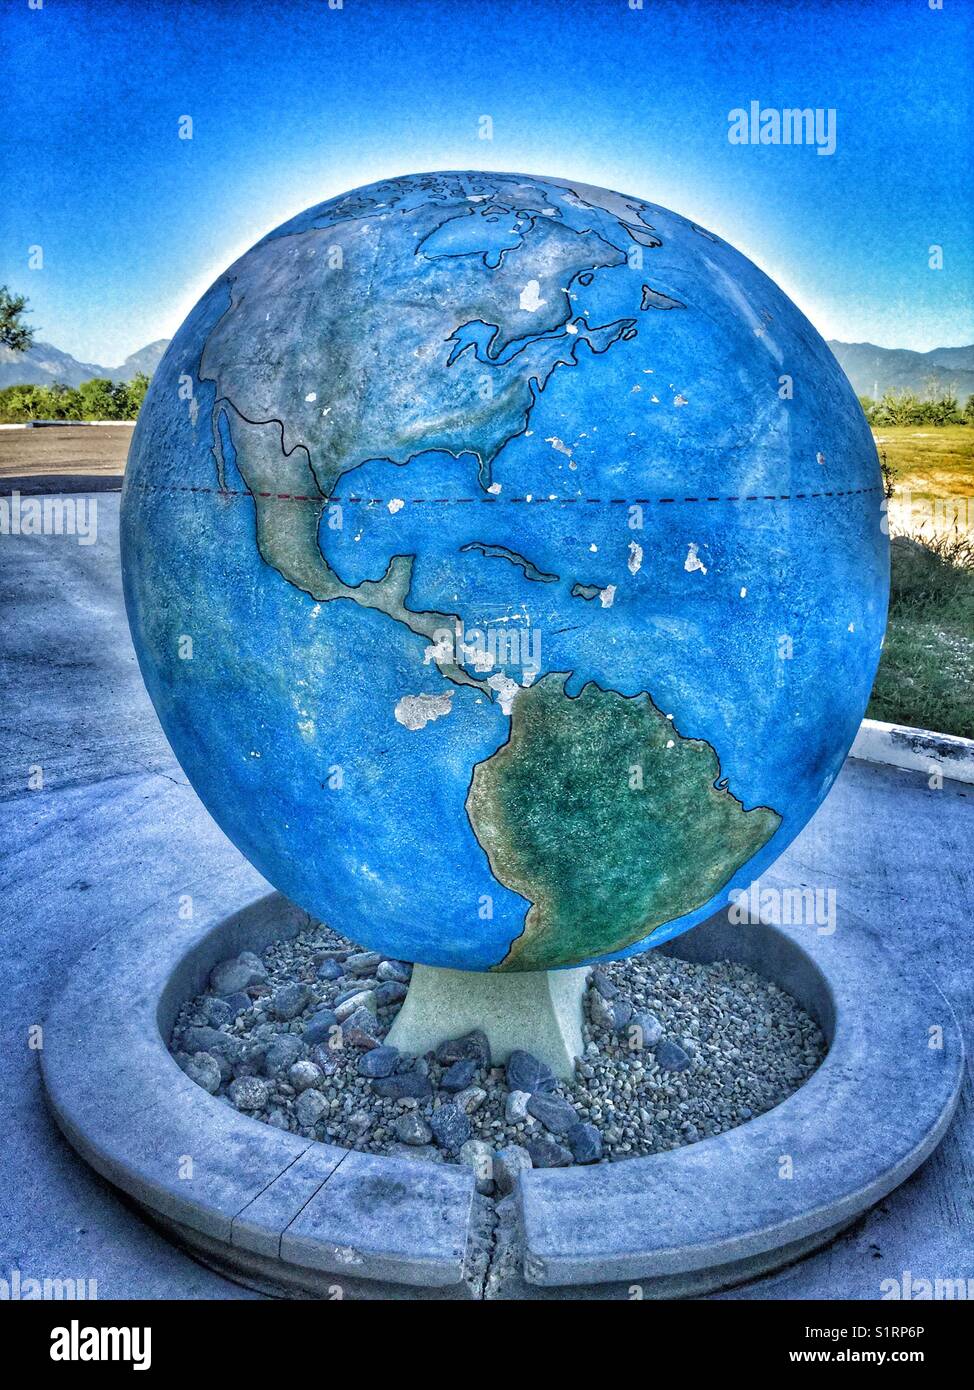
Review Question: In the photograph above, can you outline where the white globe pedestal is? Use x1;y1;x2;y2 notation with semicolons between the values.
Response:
384;963;590;1081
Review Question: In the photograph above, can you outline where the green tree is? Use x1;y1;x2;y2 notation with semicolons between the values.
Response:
0;286;35;353
126;372;150;416
930;390;960;426
77;377;124;420
0;383;45;420
0;373;151;422
41;382;82;420
858;394;878;425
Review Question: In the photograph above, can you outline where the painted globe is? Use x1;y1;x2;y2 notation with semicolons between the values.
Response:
121;171;888;971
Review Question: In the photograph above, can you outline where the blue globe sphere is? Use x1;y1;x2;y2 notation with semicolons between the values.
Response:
122;171;888;971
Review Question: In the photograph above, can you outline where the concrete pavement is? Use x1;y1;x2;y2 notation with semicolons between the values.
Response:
0;424;131;484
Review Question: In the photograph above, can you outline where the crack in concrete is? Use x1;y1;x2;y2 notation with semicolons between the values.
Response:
275;1146;354;1262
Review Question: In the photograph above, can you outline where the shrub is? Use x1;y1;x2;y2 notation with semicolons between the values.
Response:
0;375;148;422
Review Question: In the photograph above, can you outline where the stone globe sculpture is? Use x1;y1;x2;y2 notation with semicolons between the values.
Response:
121;171;888;977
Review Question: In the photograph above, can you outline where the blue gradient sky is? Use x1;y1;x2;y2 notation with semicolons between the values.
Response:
1;0;971;365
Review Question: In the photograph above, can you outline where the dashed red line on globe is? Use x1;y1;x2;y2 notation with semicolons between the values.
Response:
132;482;884;505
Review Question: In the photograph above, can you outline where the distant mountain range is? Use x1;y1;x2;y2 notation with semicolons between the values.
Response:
827;341;974;400
0;339;170;389
3;335;972;402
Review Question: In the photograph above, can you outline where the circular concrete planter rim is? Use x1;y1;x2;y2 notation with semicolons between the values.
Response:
40;864;964;1298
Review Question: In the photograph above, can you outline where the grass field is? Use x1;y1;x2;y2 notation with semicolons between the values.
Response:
874;424;974;535
868;532;974;740
872;424;974;493
868;426;973;738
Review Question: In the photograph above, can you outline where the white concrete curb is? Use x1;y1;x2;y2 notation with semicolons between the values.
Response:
852;718;974;786
40;882;964;1300
0;420;136;430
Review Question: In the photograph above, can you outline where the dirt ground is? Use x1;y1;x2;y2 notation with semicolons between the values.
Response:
0;425;133;483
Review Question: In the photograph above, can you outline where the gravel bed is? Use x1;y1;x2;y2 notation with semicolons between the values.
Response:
170;922;826;1189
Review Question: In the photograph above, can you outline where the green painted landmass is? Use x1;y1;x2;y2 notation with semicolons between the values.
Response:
212;407;486;693
466;674;781;970
571;582;602;601
459;541;558;584
201;192;634;700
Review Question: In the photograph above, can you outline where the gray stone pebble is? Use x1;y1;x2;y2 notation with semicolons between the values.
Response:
222;992;252;1019
656;1039;692;1072
371;1071;432;1101
566;1121;603;1164
376;960;411;983
505;1090;531;1123
459;1139;495;1194
430;1103;471;1152
356;1045;399;1078
177;1050;221;1094
345;951;383;976
295;1089;327;1127
181;1025;244;1062
493;1144;533;1195
334;991;376;1022
269;982;310;1021
435;1030;491;1069
263;1036;304;1078
392;1112;432;1146
591;967;618;1000
526;1134;573;1168
302;1009;338;1045
526;1092;578;1135
171;920;826;1174
588;988;632;1033
454;1085;487;1114
441;1058;477;1092
202;997;233;1029
209;954;266;995
374;981;408;1008
629;1010;664;1050
228;1075;270;1111
342;1007;381;1048
288;1060;324;1092
506;1050;556;1095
